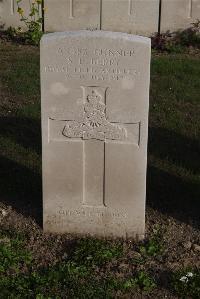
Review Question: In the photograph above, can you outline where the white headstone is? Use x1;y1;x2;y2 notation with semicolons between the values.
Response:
161;0;200;32
101;0;159;36
41;31;151;239
44;0;101;32
0;0;41;30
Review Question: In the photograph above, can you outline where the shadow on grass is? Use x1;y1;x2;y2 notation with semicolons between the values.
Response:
148;127;200;174
0;116;42;225
0;117;41;155
147;165;199;226
147;126;200;227
0;155;42;225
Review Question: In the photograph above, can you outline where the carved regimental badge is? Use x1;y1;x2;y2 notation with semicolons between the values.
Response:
62;87;127;141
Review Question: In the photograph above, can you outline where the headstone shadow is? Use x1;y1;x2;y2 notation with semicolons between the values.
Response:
0;116;42;225
147;126;200;228
0;116;41;155
0;155;42;225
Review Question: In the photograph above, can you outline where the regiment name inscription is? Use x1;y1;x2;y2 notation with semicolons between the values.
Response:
44;46;139;81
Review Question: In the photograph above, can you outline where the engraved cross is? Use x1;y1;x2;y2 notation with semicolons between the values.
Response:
128;0;134;16
69;0;74;19
11;0;15;15
49;86;140;208
188;0;193;18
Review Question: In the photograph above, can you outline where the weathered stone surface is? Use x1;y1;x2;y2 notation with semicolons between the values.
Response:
41;31;150;238
160;0;200;32
101;0;159;36
44;0;101;32
0;0;41;30
0;0;23;29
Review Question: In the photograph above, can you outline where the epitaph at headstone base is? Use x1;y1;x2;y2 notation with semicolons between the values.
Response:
41;31;150;239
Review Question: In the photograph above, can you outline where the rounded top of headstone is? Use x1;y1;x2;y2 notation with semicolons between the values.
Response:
40;30;151;46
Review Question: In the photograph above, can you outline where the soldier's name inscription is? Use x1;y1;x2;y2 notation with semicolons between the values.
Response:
57;47;135;57
44;46;140;81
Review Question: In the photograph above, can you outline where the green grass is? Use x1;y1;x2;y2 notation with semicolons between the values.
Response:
148;53;200;225
0;43;41;220
139;225;164;257
72;238;123;266
0;233;155;298
0;44;40;99
0;43;199;298
172;268;200;299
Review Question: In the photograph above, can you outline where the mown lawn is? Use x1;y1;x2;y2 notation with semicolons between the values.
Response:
0;42;199;299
